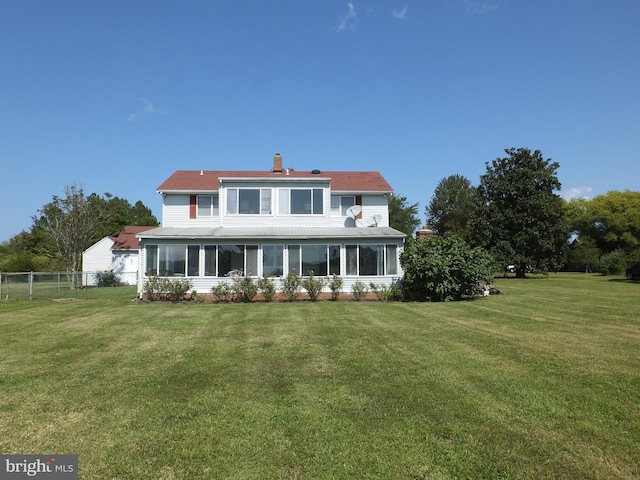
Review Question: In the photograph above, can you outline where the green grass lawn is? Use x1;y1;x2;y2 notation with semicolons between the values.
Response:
0;274;638;479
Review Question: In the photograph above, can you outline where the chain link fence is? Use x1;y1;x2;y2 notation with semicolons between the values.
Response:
0;271;138;301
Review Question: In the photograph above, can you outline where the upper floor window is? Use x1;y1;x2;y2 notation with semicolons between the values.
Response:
331;196;356;216
279;188;323;215
227;188;272;215
197;195;219;217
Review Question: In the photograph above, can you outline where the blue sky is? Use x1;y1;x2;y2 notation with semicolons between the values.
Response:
1;0;639;242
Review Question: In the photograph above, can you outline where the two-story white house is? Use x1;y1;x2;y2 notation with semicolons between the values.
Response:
136;154;406;296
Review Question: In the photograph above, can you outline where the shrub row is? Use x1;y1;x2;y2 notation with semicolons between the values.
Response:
143;273;402;303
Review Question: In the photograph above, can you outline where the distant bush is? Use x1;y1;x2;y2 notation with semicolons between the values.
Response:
95;270;121;287
599;249;627;276
301;271;325;302
351;280;368;301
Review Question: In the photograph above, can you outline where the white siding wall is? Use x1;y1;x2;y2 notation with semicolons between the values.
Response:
111;251;140;285
329;194;389;227
82;237;115;286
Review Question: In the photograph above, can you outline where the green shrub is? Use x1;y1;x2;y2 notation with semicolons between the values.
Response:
257;277;276;302
401;234;494;302
599;249;628;276
95;270;121;287
232;276;258;303
211;282;234;303
328;274;343;301
301;271;325;302
143;276;192;302
369;282;390;302
351;280;368;301
143;276;162;301
281;273;301;302
386;281;403;301
166;278;193;302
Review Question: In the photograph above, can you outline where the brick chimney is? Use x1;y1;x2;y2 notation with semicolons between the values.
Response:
272;153;283;173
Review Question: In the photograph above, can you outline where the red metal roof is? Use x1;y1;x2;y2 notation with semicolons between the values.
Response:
110;226;156;250
157;169;394;193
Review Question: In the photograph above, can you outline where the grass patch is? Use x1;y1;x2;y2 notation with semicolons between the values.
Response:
0;273;638;479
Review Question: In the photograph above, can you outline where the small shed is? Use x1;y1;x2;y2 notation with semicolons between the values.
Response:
82;226;155;286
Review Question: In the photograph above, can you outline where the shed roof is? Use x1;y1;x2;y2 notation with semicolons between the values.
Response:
110;226;156;250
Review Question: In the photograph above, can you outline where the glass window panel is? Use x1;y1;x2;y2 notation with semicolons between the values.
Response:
263;245;284;277
246;245;258;276
218;245;244;276
279;188;290;215
341;196;355;216
159;245;186;276
359;245;383;276
291;190;311;214
260;189;272;215
331;196;340;215
187;245;200;276
386;245;398;275
239;189;260;214
204;246;216;276
346;245;357;275
302;244;327;276
197;196;211;217
212;195;219;216
146;245;158;276
227;188;238;214
329;245;340;275
313;189;323;214
288;245;300;275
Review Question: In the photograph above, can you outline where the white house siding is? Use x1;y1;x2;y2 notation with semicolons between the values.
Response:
111;251;140;285
82;237;115;286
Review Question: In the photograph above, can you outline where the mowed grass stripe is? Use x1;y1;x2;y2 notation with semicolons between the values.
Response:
0;273;638;479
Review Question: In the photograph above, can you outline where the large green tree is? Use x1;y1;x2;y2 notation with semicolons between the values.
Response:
565;190;640;257
388;194;421;241
426;174;475;238
33;184;106;281
470;148;569;278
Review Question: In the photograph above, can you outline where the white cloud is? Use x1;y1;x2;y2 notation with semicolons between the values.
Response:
562;186;593;201
334;2;357;32
126;98;166;122
392;4;408;20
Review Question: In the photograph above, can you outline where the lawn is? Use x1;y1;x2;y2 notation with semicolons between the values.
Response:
0;274;638;479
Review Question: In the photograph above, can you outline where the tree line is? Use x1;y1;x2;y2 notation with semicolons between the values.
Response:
390;147;640;284
0;184;158;273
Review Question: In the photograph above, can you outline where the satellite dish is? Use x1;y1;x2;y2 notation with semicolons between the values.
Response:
345;205;362;219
